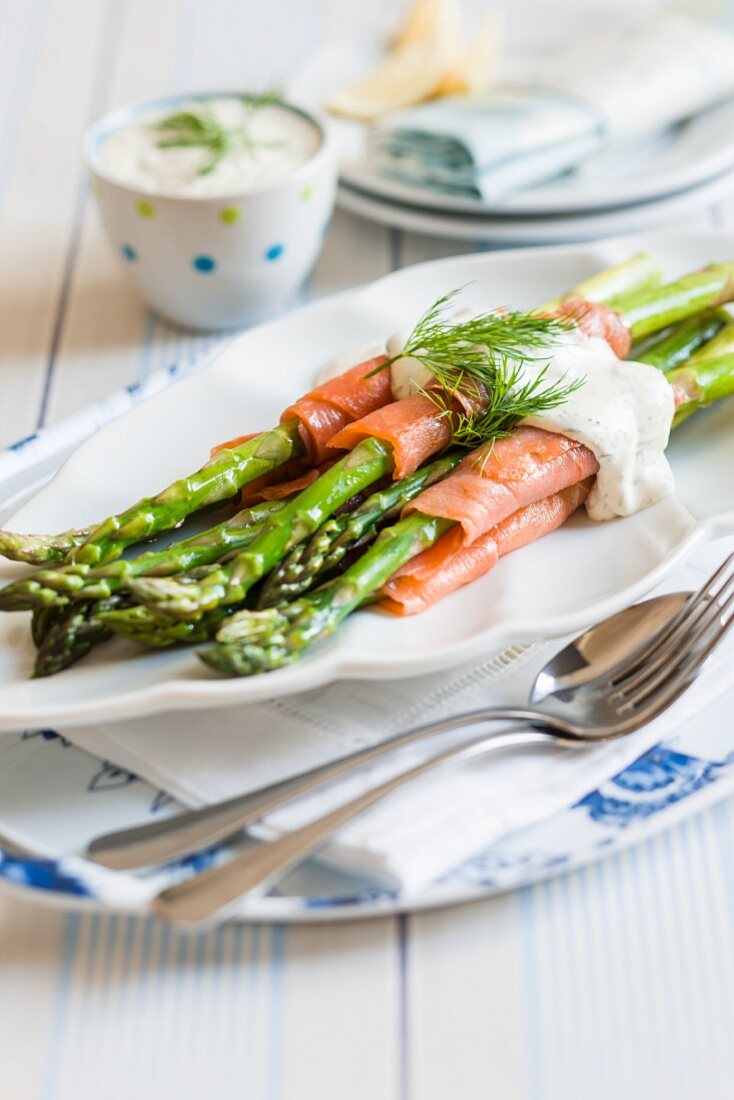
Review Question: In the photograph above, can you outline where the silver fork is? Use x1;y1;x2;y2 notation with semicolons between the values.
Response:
152;550;734;924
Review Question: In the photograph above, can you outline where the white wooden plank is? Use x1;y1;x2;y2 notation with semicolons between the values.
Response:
174;0;326;91
279;920;400;1100
310;208;393;300
30;913;291;1100
399;232;478;270
0;0;113;447
0;895;68;1100
44;0;186;425
515;807;734;1100
408;896;530;1100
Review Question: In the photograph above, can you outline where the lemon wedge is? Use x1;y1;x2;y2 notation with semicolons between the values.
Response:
327;0;465;121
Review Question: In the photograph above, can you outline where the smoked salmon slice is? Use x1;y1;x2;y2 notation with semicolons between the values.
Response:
328;393;453;478
556;299;631;358
238;457;306;506
405;426;599;545
256;460;337;501
381;479;591;616
327;374;491;479
210;431;260;457
281;355;392;463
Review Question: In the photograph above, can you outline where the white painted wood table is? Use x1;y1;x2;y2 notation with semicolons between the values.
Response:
2;2;734;1097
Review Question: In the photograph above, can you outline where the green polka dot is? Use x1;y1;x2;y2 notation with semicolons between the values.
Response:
90;178;100;197
300;184;314;202
220;206;240;224
136;199;156;219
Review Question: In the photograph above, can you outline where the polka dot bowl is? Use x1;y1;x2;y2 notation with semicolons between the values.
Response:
84;93;337;330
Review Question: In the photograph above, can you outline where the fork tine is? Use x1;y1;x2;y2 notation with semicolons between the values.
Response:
616;607;734;729
608;550;734;685
610;569;734;702
617;583;734;716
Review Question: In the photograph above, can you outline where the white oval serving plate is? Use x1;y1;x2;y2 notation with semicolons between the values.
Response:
1;231;734;731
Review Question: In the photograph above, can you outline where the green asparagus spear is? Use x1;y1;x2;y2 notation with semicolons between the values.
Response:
0;499;286;613
66;420;304;567
669;356;734;425
97;455;462;646
0;526;92;565
199;512;454;676
31;605;66;648
33;597;125;678
687;320;734;362
258;451;464;607
0;420;303;570
635;310;730;370
96;604;227;647
129;437;396;618
538;252;663;313
666;321;734;425
610;264;734;342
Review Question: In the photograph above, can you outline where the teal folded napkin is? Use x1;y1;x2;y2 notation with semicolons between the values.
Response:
370;89;603;201
369;13;734;203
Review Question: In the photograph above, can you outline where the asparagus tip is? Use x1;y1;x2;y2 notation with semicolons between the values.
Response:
128;576;209;618
197;640;291;677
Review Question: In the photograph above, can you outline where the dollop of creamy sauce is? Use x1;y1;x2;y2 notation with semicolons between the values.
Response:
519;330;675;521
98;98;321;197
316;323;675;522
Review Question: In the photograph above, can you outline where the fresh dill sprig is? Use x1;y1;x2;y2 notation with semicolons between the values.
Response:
393;288;570;389
443;360;583;449
375;288;582;448
151;91;284;176
240;90;284;110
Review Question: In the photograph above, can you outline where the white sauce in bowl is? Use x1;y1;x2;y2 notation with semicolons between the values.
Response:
97;98;321;197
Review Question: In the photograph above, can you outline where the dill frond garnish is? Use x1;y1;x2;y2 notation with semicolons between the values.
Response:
441;360;583;449
152;91;284;176
374;288;582;449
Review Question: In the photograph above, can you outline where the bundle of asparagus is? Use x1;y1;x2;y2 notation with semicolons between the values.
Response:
2;252;734;680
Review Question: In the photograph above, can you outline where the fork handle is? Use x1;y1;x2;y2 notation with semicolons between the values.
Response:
88;705;561;871
153;726;566;924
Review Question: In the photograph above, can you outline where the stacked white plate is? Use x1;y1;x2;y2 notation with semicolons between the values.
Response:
292;42;734;243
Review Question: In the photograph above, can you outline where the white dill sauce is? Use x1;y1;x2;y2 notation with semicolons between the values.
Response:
98;97;321;197
317;324;675;522
518;330;675;521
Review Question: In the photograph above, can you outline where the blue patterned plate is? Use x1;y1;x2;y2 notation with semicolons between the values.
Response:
2;687;734;922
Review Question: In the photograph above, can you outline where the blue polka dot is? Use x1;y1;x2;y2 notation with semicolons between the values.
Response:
120;243;137;262
193;254;217;273
265;243;284;262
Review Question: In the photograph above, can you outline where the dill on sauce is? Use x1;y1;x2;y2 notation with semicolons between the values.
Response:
371;288;583;448
151;91;284;176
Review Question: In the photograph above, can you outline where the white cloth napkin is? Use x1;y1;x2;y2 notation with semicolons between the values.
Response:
63;537;734;894
370;13;734;202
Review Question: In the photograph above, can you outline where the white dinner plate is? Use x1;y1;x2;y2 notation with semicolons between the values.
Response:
337;167;734;243
1;231;734;730
291;40;734;217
